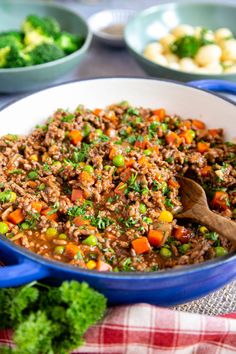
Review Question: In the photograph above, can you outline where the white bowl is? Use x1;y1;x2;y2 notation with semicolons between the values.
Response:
88;9;136;47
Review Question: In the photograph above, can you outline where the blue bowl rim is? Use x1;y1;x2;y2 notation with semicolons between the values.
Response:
0;0;93;73
124;0;236;78
0;75;235;280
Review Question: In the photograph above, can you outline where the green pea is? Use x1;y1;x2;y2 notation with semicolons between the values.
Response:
58;233;67;240
142;187;149;196
144;149;152;156
139;203;147;214
83;124;91;137
83;165;94;174
143;217;152;224
52;161;61;167
38;183;46;191
82;235;97;246
54;246;65;255
113;154;125;167
0;222;9;234
28;171;38;180
104;165;111;171
189;129;196;139
161;123;168;132
46;227;57;237
21;222;30;230
179;244;190;254
161;182;168;195
95;129;103;136
215;246;228;257
160;247;172;258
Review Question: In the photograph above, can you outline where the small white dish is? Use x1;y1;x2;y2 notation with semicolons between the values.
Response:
88;9;136;47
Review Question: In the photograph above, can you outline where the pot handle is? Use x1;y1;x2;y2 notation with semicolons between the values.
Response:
188;79;236;95
0;259;49;288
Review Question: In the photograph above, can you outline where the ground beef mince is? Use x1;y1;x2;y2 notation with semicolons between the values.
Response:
0;103;235;272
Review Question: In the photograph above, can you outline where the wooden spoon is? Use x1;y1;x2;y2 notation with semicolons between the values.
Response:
176;177;236;244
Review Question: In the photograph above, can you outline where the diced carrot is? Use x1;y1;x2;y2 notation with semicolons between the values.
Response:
212;191;229;211
165;132;182;147
105;128;116;138
68;130;83;145
93;108;104;117
31;201;43;213
134;140;147;149
181;120;192;129
152;145;159;154
147;230;163;247
132;236;151;255
114;182;127;195
200;166;212;177
179;130;195;144
41;208;58;222
73;217;90;226
109;147;118;160
96;259;112;271
173;226;190;244
125;158;135;167
79;171;94;184
153;108;166;120
138;156;150;167
208;129;221;137
120;168;132;182
8;209;24;225
197;142;210;153
71;189;84;202
65;243;80;259
148;114;160;122
168;179;180;189
28;181;37;188
192;119;206;130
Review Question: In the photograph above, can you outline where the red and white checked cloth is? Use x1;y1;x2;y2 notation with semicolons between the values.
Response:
1;304;236;354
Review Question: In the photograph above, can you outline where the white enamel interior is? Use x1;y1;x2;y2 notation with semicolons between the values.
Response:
0;78;235;141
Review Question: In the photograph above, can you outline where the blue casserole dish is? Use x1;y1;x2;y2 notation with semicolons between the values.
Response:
0;78;235;306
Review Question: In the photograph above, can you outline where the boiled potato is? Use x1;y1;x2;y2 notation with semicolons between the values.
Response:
179;58;197;72
171;24;194;38
221;39;236;61
165;53;179;63
224;64;236;73
159;34;176;52
195;44;222;66
151;54;168;66
215;28;233;42
168;62;180;70
143;42;163;61
204;62;223;74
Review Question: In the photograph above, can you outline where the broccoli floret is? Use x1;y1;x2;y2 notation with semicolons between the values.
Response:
24;31;54;47
28;43;65;65
0;31;23;48
0;44;30;68
22;14;61;38
56;31;83;54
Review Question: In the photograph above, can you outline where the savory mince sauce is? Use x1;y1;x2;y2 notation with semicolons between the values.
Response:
0;103;235;272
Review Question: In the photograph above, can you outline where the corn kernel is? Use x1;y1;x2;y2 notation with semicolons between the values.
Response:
199;226;208;234
126;126;132;134
42;152;49;162
86;260;97;270
30;154;38;162
9;191;17;203
78;162;86;168
158;210;173;223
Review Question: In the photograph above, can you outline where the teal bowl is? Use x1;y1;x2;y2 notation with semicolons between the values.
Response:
0;0;92;93
125;2;236;82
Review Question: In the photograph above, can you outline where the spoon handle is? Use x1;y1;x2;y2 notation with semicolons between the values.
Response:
199;209;236;243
